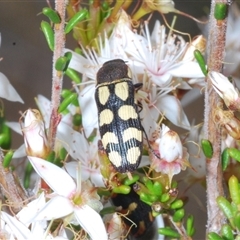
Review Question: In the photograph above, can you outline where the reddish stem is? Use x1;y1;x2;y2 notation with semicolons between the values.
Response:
48;1;66;149
205;0;229;235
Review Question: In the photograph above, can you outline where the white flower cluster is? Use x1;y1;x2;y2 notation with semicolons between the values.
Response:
0;7;206;240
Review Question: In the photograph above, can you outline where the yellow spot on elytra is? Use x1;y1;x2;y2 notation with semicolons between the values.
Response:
118;105;138;120
127;147;140;164
108;151;122;167
99;109;114;126
115;82;129;101
101;132;118;149
122;128;142;143
98;86;110;105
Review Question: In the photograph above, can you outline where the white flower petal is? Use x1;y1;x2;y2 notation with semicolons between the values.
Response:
17;192;46;225
138;155;151;168
159;129;183;162
157;95;190;129
208;71;239;109
74;205;107;240
57;122;89;161
67;50;96;80
169;61;205;78
35;196;73;220
89;170;105;187
22;109;50;158
35;95;51;127
1;211;32;240
106;213;125;240
81;167;90;181
64;161;78;179
13;144;26;158
78;84;98;137
30;221;47;238
0;72;24;103
28;156;76;196
5;121;22;135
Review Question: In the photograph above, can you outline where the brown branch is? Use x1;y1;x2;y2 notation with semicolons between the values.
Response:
0;150;28;213
48;1;66;149
205;0;229;234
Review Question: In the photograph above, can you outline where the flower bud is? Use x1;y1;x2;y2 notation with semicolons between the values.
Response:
20;109;50;158
150;125;190;183
156;126;183;163
209;71;240;111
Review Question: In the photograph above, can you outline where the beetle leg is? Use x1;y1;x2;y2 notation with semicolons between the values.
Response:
134;83;143;92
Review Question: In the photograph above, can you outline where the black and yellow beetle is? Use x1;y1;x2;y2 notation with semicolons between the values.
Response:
95;59;143;173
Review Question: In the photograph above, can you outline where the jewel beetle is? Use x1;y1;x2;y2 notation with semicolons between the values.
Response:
95;59;143;173
111;184;155;238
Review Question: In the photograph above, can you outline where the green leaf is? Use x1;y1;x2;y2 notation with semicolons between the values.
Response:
214;3;228;20
222;148;230;171
65;9;88;34
201;139;213;158
41;21;54;51
42;7;61;23
194;50;208;76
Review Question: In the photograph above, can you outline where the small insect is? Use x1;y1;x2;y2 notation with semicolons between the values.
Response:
95;59;143;173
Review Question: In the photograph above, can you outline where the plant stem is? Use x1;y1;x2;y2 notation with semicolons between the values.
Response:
0;149;28;213
48;1;66;149
205;0;229;234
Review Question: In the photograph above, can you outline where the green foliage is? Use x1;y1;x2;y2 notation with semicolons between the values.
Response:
42;7;61;23
194;50;208;76
214;3;228;20
41;21;54;51
201;139;213;158
222;148;230;171
209;175;240;239
2;150;14;168
64;9;88;34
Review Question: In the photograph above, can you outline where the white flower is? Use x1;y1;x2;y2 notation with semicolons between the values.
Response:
157;125;183;162
57;122;104;187
150;124;189;182
124;20;204;87
8;95;77;158
20;109;51;158
139;83;191;132
1;193;68;239
28;156;107;240
208;71;240;111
